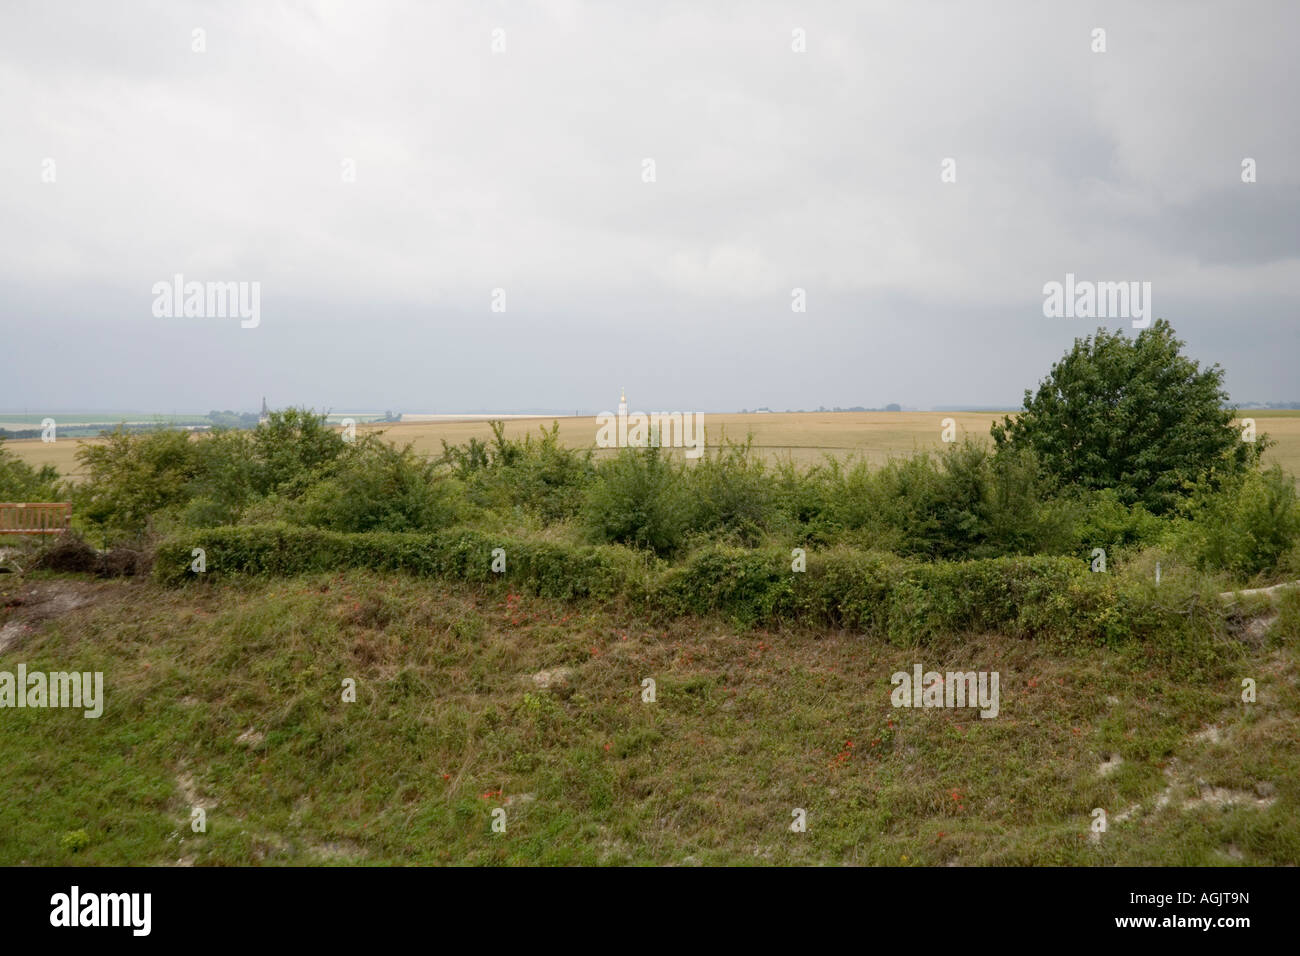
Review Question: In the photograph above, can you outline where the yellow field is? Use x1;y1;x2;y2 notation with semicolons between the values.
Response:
362;411;1015;466
7;411;1300;482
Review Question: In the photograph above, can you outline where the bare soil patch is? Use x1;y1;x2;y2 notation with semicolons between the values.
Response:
0;577;126;653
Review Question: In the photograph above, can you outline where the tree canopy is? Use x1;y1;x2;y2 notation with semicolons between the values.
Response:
990;319;1261;513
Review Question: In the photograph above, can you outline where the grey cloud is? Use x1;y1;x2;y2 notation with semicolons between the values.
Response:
1;0;1297;413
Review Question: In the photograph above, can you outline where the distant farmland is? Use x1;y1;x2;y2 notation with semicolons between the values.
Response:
7;410;1300;482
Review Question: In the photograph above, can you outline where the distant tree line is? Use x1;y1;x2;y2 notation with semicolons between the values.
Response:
207;410;262;428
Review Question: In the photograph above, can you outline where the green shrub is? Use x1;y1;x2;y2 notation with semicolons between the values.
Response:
438;422;595;524
1060;487;1165;558
249;407;348;497
790;547;900;632
1175;466;1300;578
683;439;776;545
74;408;353;539
0;437;63;501
184;428;260;523
982;446;1079;556
486;423;595;522
293;438;464;533
770;457;839;541
583;446;691;556
656;544;794;626
823;442;1068;561
75;428;200;539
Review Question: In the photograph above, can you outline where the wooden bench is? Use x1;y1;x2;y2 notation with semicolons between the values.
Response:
0;502;72;535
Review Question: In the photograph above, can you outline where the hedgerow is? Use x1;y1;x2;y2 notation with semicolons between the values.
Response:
155;524;653;601
157;524;1225;648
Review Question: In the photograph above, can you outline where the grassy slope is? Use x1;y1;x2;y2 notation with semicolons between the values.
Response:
1;571;1297;866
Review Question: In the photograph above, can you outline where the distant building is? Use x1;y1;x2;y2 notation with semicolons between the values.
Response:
258;397;269;425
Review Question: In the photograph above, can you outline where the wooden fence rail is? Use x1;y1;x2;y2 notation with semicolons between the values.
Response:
0;502;72;535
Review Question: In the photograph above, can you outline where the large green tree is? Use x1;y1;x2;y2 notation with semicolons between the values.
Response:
991;320;1261;513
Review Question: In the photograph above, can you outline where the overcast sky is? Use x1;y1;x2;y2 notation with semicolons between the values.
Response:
1;0;1296;414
